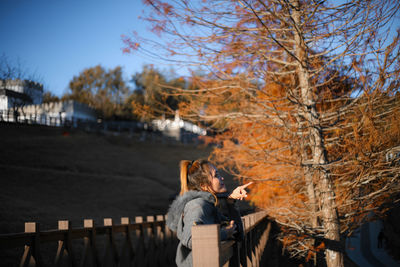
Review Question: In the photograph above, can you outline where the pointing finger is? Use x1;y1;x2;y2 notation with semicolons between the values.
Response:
241;182;253;189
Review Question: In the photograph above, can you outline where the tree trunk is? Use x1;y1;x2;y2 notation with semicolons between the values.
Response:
291;2;344;266
305;170;319;228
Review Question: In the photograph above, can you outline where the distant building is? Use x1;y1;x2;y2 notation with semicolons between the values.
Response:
0;79;97;125
20;100;97;126
152;110;207;142
0;79;43;110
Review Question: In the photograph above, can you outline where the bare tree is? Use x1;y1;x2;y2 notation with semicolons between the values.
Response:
0;54;45;121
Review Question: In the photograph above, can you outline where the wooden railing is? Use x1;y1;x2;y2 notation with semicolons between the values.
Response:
0;211;270;267
192;211;271;267
0;215;178;267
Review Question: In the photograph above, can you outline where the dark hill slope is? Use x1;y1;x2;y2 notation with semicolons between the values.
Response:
0;123;214;234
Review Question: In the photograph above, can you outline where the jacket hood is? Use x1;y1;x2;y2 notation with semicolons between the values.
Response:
166;190;215;232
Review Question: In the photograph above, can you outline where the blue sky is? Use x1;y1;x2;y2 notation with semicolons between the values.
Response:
1;0;399;97
0;0;157;96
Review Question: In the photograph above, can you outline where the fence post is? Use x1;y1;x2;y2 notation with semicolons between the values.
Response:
103;218;119;266
19;222;42;267
146;215;156;266
156;215;165;266
239;217;247;267
120;217;133;266
81;219;99;267
243;216;250;267
55;220;75;267
192;224;221;267
230;241;241;267
163;214;176;265
250;214;257;267
134;216;145;266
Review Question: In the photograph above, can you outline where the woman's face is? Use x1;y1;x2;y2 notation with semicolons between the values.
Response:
208;164;227;193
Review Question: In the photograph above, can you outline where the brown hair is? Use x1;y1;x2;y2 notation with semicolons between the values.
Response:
179;159;214;196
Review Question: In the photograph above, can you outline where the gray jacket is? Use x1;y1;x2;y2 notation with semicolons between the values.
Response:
166;191;228;267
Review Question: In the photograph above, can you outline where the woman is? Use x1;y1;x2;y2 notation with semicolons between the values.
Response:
166;159;252;267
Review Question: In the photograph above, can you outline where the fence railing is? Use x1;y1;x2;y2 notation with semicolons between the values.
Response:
0;215;178;267
192;211;271;267
0;111;203;145
0;109;97;128
0;211;270;267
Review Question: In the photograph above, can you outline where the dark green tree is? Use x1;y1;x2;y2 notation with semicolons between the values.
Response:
131;65;187;119
63;65;129;119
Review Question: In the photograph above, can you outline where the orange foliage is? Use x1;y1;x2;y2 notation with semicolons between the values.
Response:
127;0;400;262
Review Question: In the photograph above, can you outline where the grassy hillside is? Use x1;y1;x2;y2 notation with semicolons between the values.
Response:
0;123;224;234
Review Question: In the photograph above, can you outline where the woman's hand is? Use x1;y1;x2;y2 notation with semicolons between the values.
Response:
228;182;253;200
223;220;237;239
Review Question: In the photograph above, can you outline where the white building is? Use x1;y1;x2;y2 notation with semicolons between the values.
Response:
0;79;43;110
0;79;97;125
19;100;97;126
152;111;207;141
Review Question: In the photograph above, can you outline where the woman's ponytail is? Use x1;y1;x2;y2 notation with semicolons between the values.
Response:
179;160;191;195
179;159;213;197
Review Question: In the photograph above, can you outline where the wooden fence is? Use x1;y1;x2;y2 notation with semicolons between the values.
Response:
0;211;270;267
0;215;178;267
192;211;270;267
